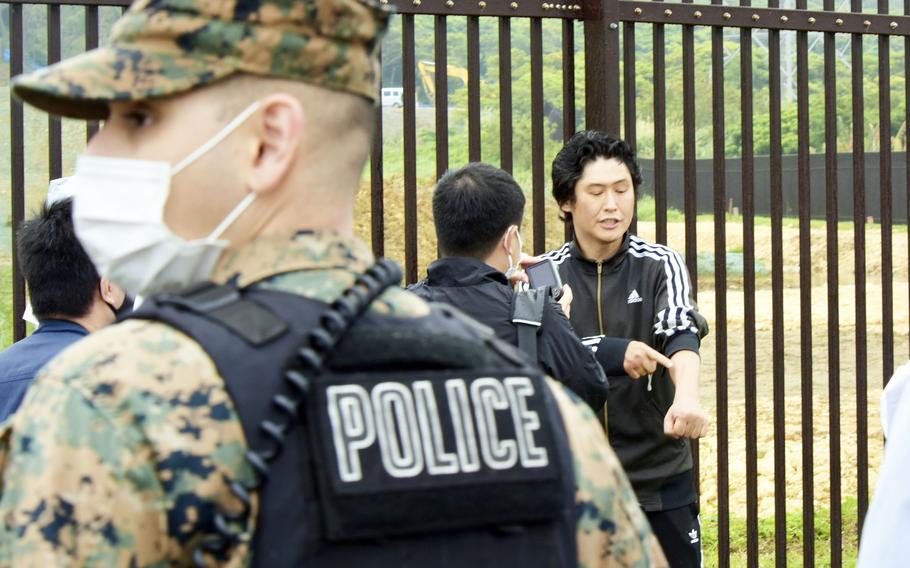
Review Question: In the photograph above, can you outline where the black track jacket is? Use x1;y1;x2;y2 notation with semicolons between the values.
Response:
409;257;616;411
543;233;709;511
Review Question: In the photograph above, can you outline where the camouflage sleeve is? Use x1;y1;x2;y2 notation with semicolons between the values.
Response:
0;320;256;567
546;378;668;568
0;376;171;566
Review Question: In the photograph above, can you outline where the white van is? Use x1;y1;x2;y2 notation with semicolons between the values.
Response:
381;87;403;108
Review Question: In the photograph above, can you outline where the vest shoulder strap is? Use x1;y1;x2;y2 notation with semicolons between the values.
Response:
511;287;552;361
143;281;289;345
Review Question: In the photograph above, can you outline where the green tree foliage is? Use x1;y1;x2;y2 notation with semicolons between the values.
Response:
2;3;906;185
376;11;907;185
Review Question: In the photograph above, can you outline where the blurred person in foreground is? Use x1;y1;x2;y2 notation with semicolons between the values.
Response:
0;198;126;422
542;131;709;567
857;360;910;568
410;162;672;412
0;1;665;566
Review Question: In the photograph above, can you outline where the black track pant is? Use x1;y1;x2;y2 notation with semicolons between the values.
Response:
645;502;702;568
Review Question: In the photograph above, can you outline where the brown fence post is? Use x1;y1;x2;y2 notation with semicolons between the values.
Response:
583;0;620;134
10;3;26;344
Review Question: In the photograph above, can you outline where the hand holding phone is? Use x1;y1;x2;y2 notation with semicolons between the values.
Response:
525;259;563;299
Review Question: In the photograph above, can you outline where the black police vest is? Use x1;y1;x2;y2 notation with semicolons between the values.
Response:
128;260;577;568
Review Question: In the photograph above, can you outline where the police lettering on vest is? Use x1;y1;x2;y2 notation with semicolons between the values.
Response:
313;371;561;495
328;376;549;482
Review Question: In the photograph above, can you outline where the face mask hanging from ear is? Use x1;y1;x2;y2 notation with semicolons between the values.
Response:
104;294;136;321
47;176;76;205
72;101;262;297
504;227;523;280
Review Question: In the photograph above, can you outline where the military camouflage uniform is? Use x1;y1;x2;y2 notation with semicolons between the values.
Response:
0;232;663;566
4;1;665;566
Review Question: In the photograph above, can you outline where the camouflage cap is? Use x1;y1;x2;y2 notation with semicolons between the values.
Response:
12;0;391;120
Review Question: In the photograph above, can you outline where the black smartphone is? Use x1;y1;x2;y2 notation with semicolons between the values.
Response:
525;259;563;293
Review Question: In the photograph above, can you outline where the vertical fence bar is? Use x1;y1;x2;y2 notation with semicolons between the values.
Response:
10;3;26;343
681;19;696;290
562;19;576;243
433;15;449;179
604;0;620;133
85;5;100;141
563;19;576;143
767;6;788;563
681;1;699;488
711;16;729;568
500;17;513;174
906;0;909;360
48;4;62;181
402;14;418;283
432;17;448;259
370;47;384;258
623;20;637;236
531;18;546;255
740;16;759;568
435;15;449;181
879;0;893;389
795;10;815;564
653;22;667;245
583;0;620;133
823;10;841;565
623;21;636;148
467;15;481;161
850;0;869;531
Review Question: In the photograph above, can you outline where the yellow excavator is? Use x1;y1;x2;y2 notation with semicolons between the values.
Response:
416;60;469;102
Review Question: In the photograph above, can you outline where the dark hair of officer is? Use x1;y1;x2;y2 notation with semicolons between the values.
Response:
433;162;526;258
551;131;643;224
16;198;100;320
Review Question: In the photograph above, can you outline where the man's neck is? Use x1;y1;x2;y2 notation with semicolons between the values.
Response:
223;176;359;251
70;311;106;333
574;231;624;262
481;252;509;275
39;315;91;332
72;299;117;333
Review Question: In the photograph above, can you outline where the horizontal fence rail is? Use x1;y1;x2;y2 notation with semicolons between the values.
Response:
2;0;907;565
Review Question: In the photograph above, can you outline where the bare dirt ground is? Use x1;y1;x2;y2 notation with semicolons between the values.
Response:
637;219;904;519
355;181;903;521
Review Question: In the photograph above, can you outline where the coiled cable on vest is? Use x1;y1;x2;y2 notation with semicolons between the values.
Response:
193;259;403;567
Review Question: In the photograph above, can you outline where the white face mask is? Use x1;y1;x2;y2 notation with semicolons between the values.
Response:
47;176;76;205
504;227;523;280
72;101;261;297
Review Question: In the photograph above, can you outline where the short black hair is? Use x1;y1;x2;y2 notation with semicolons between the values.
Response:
433;163;526;258
551;131;642;224
16;198;100;320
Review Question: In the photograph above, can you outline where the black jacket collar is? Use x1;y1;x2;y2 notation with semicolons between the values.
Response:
569;232;631;269
425;257;510;287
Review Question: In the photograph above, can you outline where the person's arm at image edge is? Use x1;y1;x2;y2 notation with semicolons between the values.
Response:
0;376;169;565
545;378;668;567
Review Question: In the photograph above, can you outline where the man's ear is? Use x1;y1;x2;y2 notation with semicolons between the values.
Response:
503;224;521;256
99;277;126;305
501;225;515;251
247;94;304;195
98;277;115;303
559;200;573;214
